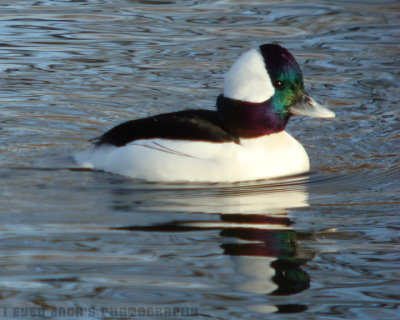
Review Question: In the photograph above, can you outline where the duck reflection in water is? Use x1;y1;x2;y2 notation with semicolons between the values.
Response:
114;178;312;314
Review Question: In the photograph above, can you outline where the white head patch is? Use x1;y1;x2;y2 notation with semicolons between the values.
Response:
223;48;275;103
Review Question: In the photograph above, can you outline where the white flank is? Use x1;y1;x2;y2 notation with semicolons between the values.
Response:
74;131;309;183
224;48;274;103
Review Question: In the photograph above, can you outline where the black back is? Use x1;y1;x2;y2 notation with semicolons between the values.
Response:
94;109;239;147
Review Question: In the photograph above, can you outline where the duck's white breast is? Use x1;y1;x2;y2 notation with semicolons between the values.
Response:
75;131;309;182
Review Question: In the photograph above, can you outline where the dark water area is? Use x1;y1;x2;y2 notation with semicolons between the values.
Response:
0;0;399;319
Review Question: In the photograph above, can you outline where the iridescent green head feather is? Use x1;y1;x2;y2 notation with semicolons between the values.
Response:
259;44;305;118
218;43;335;138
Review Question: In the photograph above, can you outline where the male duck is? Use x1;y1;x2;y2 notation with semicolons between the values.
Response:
75;44;335;182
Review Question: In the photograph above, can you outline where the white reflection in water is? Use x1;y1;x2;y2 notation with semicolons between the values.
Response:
116;179;311;313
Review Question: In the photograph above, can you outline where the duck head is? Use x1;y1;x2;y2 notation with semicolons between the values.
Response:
217;43;335;138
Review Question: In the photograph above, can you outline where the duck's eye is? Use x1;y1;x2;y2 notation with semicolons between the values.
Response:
273;80;285;90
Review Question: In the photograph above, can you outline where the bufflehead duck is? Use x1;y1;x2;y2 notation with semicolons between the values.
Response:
75;44;335;182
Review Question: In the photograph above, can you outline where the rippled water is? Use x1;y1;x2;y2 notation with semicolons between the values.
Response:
0;0;399;319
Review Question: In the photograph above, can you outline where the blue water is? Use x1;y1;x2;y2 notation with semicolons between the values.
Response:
0;0;399;319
